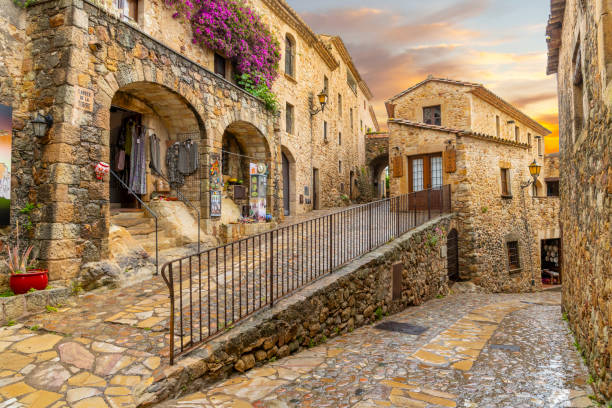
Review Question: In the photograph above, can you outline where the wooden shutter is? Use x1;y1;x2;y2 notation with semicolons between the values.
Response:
392;156;403;178
443;148;456;173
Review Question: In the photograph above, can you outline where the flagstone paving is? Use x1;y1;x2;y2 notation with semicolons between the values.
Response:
158;290;596;408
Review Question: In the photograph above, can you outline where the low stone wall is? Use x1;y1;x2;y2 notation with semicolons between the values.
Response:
140;214;454;405
0;287;72;325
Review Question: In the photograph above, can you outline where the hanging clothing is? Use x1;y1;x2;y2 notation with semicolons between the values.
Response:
114;148;125;171
166;142;184;188
125;121;134;156
149;133;161;175
129;126;147;195
177;140;199;175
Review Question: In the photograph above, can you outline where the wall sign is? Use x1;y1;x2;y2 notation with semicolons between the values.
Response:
75;87;94;112
0;104;11;226
209;153;222;217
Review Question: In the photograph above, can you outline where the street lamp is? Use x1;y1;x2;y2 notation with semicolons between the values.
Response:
31;113;53;138
309;89;328;116
521;159;542;189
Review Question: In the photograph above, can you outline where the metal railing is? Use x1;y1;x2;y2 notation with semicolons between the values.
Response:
161;185;451;364
109;169;159;276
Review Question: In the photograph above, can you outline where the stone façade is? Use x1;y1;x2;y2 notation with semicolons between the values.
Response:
0;0;377;286
546;0;611;400
386;78;559;293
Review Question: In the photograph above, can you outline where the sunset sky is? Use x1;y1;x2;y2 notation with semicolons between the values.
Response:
287;0;560;153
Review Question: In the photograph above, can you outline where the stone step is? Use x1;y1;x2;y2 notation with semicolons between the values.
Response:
140;237;180;253
110;211;149;228
127;220;159;236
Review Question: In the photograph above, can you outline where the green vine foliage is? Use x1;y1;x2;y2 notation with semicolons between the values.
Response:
236;73;279;113
13;0;36;8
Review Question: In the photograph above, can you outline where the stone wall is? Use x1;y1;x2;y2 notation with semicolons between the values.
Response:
141;215;454;405
77;0;377;214
549;0;611;400
6;0;277;284
387;121;560;293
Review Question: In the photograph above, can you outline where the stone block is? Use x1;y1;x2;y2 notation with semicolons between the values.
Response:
2;295;26;321
45;259;81;281
38;239;79;260
42;143;77;164
24;291;49;312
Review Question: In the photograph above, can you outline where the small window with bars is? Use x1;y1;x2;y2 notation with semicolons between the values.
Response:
423;106;441;126
507;241;521;271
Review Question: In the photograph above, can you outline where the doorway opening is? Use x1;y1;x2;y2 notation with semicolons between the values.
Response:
541;238;561;286
312;168;320;210
109;105;143;209
282;152;290;216
447;228;459;282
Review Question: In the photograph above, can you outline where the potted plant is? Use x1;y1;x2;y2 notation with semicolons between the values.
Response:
4;221;48;295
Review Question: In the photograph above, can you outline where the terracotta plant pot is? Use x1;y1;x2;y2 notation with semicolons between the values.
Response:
9;269;48;295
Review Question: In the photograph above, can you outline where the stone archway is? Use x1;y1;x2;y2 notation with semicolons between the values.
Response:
220;121;274;222
370;154;389;199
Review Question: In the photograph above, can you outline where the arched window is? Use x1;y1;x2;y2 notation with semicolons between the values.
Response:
285;35;295;77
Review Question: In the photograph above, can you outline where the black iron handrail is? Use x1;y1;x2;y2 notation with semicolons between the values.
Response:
109;169;159;276
161;185;451;364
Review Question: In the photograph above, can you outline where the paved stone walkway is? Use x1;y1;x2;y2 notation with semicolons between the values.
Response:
158;290;596;408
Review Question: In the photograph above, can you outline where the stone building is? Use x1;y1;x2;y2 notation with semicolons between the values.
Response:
0;0;376;285
546;0;611;400
385;77;560;292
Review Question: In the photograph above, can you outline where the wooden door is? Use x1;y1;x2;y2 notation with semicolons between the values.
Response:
282;153;290;216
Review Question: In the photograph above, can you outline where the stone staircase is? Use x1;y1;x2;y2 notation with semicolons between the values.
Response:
110;209;180;254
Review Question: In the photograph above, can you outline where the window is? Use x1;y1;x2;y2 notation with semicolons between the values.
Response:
527;133;532;147
338;132;341;145
537;137;543;156
338;160;342;174
214;54;226;78
423;106;441;126
285;35;295;77
114;0;138;21
514;126;520;142
360;120;363;132
285;103;294;134
350;109;354;130
507;241;521;271
324;76;329;92
501;168;511;197
347;70;357;94
496;115;500;137
546;180;560;197
340;183;344;193
407;154;442;192
364;100;366;110
338;94;342;117
323;121;328;141
572;43;584;140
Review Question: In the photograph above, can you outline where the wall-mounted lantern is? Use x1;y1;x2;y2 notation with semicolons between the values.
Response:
521;159;542;189
309;89;328;116
31;113;53;138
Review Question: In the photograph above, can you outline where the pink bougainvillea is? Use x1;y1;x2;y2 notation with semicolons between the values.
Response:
166;0;280;88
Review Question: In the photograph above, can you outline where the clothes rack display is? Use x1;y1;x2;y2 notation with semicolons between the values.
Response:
166;139;199;188
129;125;147;195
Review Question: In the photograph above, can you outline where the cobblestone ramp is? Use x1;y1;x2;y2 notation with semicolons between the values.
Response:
158;291;596;408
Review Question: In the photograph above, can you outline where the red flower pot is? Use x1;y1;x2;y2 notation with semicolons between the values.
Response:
9;269;49;295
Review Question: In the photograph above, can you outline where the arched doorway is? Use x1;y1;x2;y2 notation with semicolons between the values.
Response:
447;228;459;281
281;146;296;216
107;81;207;254
109;82;205;209
220;121;271;222
370;154;389;199
282;153;290;216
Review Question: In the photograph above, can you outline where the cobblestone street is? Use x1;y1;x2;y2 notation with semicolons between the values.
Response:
159;289;596;408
